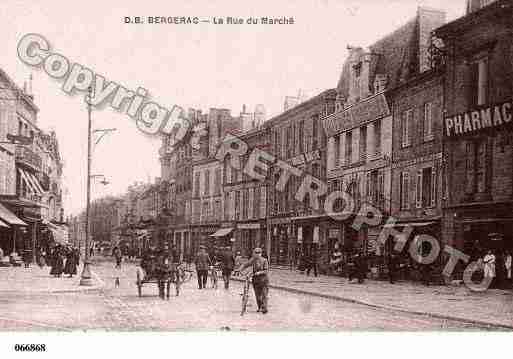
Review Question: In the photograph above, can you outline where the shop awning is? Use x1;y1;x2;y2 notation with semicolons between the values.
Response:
210;228;233;237
384;221;437;228
0;219;10;228
27;172;44;194
0;203;27;226
18;168;37;195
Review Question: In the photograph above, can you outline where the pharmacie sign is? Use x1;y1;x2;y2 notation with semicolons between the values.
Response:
444;100;512;138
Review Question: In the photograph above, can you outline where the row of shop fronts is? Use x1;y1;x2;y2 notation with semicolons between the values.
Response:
0;200;69;262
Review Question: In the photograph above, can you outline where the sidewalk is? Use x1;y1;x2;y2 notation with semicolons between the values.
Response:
235;268;513;329
0;264;104;294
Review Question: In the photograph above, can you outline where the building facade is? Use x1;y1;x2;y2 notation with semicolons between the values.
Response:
435;0;513;272
264;89;337;266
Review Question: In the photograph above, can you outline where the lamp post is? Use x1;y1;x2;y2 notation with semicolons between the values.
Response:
80;87;94;286
79;87;116;286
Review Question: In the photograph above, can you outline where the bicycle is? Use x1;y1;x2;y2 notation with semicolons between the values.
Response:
240;273;252;316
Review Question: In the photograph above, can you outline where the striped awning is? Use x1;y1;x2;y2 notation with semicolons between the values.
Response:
17;168;43;196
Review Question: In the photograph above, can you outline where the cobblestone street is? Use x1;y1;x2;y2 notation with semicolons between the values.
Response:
0;259;505;331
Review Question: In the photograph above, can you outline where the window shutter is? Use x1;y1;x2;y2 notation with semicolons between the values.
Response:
366;172;371;201
416;170;422;208
378;172;384;206
402;172;410;210
431;166;437;208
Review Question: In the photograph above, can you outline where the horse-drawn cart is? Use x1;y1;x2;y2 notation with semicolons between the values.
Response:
136;255;192;299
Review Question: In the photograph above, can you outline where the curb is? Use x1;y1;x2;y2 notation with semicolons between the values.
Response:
231;277;513;330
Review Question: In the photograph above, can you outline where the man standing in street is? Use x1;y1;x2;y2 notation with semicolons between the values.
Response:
388;253;398;284
194;245;210;289
306;248;318;277
219;246;235;290
238;247;269;314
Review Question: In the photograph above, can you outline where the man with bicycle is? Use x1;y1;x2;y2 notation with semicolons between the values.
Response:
238;247;269;314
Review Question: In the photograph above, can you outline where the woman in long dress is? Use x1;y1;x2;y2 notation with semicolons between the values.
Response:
64;247;78;278
50;246;64;277
483;250;496;284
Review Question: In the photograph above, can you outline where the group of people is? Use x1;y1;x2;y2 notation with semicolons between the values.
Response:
48;245;80;278
194;245;270;314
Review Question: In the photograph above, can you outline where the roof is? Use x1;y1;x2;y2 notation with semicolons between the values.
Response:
434;0;511;38
337;7;446;98
263;88;337;128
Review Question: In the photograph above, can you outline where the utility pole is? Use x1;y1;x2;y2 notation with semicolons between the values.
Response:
80;87;94;286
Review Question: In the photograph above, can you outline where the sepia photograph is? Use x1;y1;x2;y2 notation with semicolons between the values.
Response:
1;0;512;356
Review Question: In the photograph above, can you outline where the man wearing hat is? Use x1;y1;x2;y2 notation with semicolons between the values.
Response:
195;245;211;289
219;246;236;290
238;247;269;314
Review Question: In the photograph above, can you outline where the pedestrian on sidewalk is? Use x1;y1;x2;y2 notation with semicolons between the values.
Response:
306;249;318;277
23;249;31;268
505;250;512;286
356;253;367;284
219;246;235;290
50;246;64;277
239;247;269;314
64;247;78;278
483;250;496;286
388;254;398;284
113;246;123;269
194;245;210;289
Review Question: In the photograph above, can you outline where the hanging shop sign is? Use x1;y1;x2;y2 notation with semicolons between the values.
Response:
444;99;512;139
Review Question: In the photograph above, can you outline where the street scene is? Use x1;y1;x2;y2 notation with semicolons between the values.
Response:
1;0;513;338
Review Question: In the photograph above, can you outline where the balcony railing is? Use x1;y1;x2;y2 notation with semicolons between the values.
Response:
15;145;42;170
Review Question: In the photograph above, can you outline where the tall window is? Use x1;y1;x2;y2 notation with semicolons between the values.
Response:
423;103;433;141
242;189;249;219
214;168;221;195
312;115;319;150
299;120;305;153
345;131;352;165
374;119;382;155
235;190;241;219
286;125;293;158
334;135;340;167
204;169;210;196
254;186;260;219
400;172;410;210
465;139;489;197
224;192;230;221
415;167;437;208
469;58;488;107
194;173;200;197
360;126;367;161
401;109;412;147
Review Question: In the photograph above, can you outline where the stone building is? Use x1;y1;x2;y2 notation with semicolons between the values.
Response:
220;127;271;258
264;89;337;266
434;0;513;268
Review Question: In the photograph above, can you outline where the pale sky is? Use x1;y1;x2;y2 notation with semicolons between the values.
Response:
0;0;465;215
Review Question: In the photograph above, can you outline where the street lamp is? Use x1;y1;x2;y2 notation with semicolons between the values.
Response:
80;87;116;286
